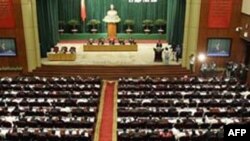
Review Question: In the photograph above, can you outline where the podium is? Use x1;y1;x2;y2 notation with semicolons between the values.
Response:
107;23;117;39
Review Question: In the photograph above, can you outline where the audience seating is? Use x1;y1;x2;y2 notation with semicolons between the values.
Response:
1;75;249;141
0;76;101;141
117;76;250;141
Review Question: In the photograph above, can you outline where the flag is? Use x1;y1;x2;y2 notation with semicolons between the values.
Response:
81;0;86;21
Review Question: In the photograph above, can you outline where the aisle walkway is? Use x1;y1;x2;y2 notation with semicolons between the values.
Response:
94;80;117;141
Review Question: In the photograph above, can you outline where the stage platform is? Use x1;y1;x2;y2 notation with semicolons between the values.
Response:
59;33;166;40
39;42;190;79
42;43;180;66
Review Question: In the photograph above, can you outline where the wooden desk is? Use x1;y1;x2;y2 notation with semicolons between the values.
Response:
47;53;76;61
84;44;138;52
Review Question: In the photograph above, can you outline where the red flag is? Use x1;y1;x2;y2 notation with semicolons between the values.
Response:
81;0;86;21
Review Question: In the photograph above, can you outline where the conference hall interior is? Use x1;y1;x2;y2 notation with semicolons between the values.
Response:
1;0;250;141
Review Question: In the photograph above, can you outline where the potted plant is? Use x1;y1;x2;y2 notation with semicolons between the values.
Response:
68;19;79;33
142;19;153;34
87;19;101;33
58;21;65;34
155;19;166;34
124;19;135;34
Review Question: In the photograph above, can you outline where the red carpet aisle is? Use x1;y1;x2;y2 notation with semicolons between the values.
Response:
94;81;117;141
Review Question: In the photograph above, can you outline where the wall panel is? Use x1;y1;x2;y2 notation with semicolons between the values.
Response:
240;14;250;85
196;0;244;72
0;0;27;73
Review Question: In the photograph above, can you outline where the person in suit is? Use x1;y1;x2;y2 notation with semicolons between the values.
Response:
128;38;136;45
217;127;224;140
47;129;59;140
190;129;198;140
154;45;163;62
175;44;181;62
118;38;125;45
182;116;195;125
60;46;68;54
6;128;19;140
168;104;177;113
203;128;216;141
69;47;76;54
88;38;94;45
109;38;115;45
98;38;105;45
159;129;174;139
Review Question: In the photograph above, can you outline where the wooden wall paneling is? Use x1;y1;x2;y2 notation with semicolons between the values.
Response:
0;0;27;74
237;11;250;85
196;0;244;73
240;14;250;41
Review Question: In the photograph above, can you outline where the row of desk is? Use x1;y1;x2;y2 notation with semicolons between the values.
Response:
47;45;138;61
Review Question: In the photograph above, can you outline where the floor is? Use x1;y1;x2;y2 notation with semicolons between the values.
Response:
41;43;182;66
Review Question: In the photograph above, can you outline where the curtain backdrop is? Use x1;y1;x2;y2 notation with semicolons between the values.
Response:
167;0;186;46
58;0;84;33
36;0;186;57
37;0;59;57
58;0;167;33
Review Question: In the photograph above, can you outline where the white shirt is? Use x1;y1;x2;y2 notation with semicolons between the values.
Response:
190;56;195;64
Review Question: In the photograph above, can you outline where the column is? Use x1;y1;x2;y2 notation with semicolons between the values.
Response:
182;0;201;72
21;0;41;72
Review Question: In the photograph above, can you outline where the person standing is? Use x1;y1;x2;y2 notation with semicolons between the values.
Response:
189;54;195;73
164;48;170;64
171;44;176;61
175;44;181;62
153;45;163;62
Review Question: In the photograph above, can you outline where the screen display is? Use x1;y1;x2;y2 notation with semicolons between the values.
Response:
207;38;231;57
0;38;16;57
